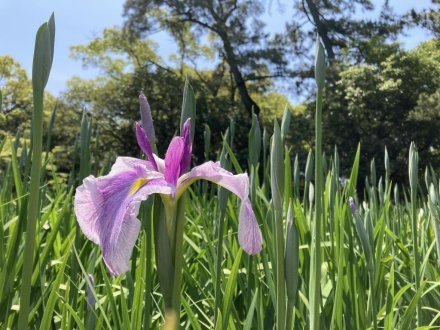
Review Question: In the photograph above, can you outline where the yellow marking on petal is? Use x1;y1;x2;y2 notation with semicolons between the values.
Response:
129;178;149;196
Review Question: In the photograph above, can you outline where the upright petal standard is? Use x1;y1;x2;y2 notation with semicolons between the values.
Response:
75;117;262;275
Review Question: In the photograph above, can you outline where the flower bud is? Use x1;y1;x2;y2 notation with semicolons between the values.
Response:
349;197;357;214
139;92;156;144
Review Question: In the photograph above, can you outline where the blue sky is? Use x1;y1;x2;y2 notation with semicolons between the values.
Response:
0;0;434;97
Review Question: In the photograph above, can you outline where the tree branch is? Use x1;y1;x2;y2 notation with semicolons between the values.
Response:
303;0;336;59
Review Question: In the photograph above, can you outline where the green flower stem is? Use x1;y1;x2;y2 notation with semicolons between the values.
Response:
70;110;91;307
214;145;230;325
285;201;299;330
172;193;187;320
271;122;285;330
18;76;44;330
409;143;421;325
143;199;154;330
285;298;295;330
310;84;322;330
274;206;286;330
309;37;325;330
18;18;53;329
214;205;226;324
165;201;178;254
154;201;174;311
156;193;187;329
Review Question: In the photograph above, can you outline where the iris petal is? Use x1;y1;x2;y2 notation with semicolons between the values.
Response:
135;122;158;171
109;156;157;176
178;161;248;199
177;161;262;255
75;171;173;275
164;137;185;186
238;199;263;255
139;92;156;144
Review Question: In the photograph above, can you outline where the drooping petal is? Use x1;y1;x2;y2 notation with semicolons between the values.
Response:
75;170;174;275
238;199;263;255
178;161;248;199
177;161;262;254
163;136;185;186
135;122;158;171
179;118;192;175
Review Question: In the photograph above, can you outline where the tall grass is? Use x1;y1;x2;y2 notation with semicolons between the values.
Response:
0;19;440;330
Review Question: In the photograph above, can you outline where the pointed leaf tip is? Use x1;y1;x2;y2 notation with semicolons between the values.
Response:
180;79;196;141
315;35;326;91
32;22;53;94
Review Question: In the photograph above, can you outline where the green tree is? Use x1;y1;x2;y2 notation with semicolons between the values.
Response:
410;0;440;36
0;55;81;173
319;39;440;182
65;27;293;166
0;55;33;137
293;0;406;62
123;0;293;116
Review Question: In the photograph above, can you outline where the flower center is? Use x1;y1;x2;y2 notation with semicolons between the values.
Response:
129;178;149;196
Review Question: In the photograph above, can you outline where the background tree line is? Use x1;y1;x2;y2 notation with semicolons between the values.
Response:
1;0;439;184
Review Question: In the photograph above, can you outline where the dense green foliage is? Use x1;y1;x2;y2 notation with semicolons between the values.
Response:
320;39;440;183
0;55;81;173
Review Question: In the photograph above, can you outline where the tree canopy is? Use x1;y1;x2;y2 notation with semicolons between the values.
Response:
123;0;295;116
321;39;440;182
64;27;294;166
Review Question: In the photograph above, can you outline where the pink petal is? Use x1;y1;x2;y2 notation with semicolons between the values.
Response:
135;122;158;171
163;136;185;186
109;157;156;176
179;161;248;199
238;199;263;255
74;170;173;275
178;161;262;254
74;176;102;244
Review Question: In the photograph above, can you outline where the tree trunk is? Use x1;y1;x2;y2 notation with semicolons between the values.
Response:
218;29;261;117
304;0;335;60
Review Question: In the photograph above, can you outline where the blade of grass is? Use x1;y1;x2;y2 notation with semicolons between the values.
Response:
243;288;259;330
39;243;70;330
181;295;202;330
222;249;243;330
131;231;146;330
120;283;131;329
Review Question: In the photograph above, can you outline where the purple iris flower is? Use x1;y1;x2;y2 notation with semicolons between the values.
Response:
349;197;357;214
74;118;262;276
